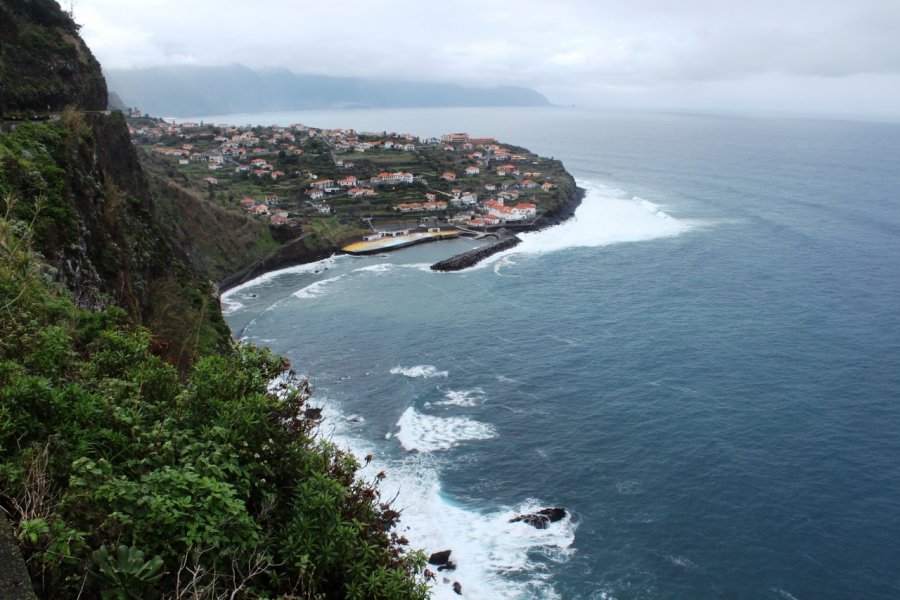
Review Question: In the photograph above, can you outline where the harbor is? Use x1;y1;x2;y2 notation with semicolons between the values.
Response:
340;228;461;255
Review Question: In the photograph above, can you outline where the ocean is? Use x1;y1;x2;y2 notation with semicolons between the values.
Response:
216;107;900;599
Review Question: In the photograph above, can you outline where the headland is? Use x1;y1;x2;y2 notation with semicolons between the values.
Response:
125;116;584;289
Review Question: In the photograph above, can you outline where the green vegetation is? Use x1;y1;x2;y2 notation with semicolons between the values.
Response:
0;114;232;372
142;158;282;282
0;212;429;598
0;0;107;115
0;2;435;597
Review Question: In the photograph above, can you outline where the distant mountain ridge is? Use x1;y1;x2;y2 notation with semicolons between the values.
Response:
106;64;551;117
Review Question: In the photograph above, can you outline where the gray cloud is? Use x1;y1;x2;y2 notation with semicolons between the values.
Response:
72;0;900;117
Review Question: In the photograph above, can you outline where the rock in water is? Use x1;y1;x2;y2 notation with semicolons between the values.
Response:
509;507;566;529
428;549;452;565
438;560;456;571
453;581;463;595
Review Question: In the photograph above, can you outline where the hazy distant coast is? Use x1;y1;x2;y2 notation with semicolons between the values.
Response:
106;64;551;117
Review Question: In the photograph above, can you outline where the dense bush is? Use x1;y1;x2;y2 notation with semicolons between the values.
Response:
0;215;428;598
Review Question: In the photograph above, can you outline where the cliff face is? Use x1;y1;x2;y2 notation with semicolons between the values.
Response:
0;0;229;369
1;111;232;369
0;5;429;599
139;152;281;282
0;0;107;115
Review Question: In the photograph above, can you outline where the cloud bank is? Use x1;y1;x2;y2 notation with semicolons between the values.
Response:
73;0;900;118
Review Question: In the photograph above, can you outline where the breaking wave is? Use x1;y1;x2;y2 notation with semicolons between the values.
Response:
394;407;496;453
390;365;449;379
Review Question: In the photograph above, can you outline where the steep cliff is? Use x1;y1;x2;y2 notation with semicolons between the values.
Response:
0;0;106;115
0;4;428;599
0;110;232;369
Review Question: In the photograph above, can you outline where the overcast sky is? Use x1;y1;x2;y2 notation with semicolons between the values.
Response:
70;0;900;118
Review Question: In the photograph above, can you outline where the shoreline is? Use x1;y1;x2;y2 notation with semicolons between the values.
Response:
218;184;585;293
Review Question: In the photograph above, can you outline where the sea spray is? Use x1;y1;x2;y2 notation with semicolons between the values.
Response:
313;395;576;600
458;180;691;272
390;365;449;379
394;406;496;452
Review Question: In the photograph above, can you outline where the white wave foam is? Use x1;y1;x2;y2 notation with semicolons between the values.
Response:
513;184;689;255
405;262;435;272
390;365;449;379
437;388;486;407
220;298;243;315
310;395;575;599
353;262;433;274
292;275;345;299
492;255;521;277
395;407;496;452
220;255;343;302
394;487;577;600
665;554;698;570
461;181;691;271
354;263;395;274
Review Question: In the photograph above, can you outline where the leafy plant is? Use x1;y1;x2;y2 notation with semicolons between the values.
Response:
91;545;164;600
17;517;49;545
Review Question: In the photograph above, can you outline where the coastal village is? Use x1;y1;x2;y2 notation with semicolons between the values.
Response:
126;112;577;255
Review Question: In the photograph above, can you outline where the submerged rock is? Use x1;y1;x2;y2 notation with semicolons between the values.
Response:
509;507;566;529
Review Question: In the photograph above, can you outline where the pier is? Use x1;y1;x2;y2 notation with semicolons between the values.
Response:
430;229;521;271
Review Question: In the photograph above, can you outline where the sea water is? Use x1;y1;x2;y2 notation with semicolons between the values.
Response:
220;108;900;599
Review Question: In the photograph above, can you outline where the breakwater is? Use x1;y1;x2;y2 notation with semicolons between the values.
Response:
430;232;521;271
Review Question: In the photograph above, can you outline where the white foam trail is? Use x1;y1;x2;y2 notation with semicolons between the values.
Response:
493;255;521;277
354;263;396;274
353;262;433;274
405;263;435;272
437;388;486;407
292;275;345;299
390;365;449;379
395;407;496;452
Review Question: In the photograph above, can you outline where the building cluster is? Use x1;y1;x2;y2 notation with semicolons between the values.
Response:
128;117;564;231
237;195;294;224
388;132;556;227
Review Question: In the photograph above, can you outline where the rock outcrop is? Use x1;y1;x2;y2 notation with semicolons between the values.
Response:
509;507;566;529
0;516;35;599
428;549;453;566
